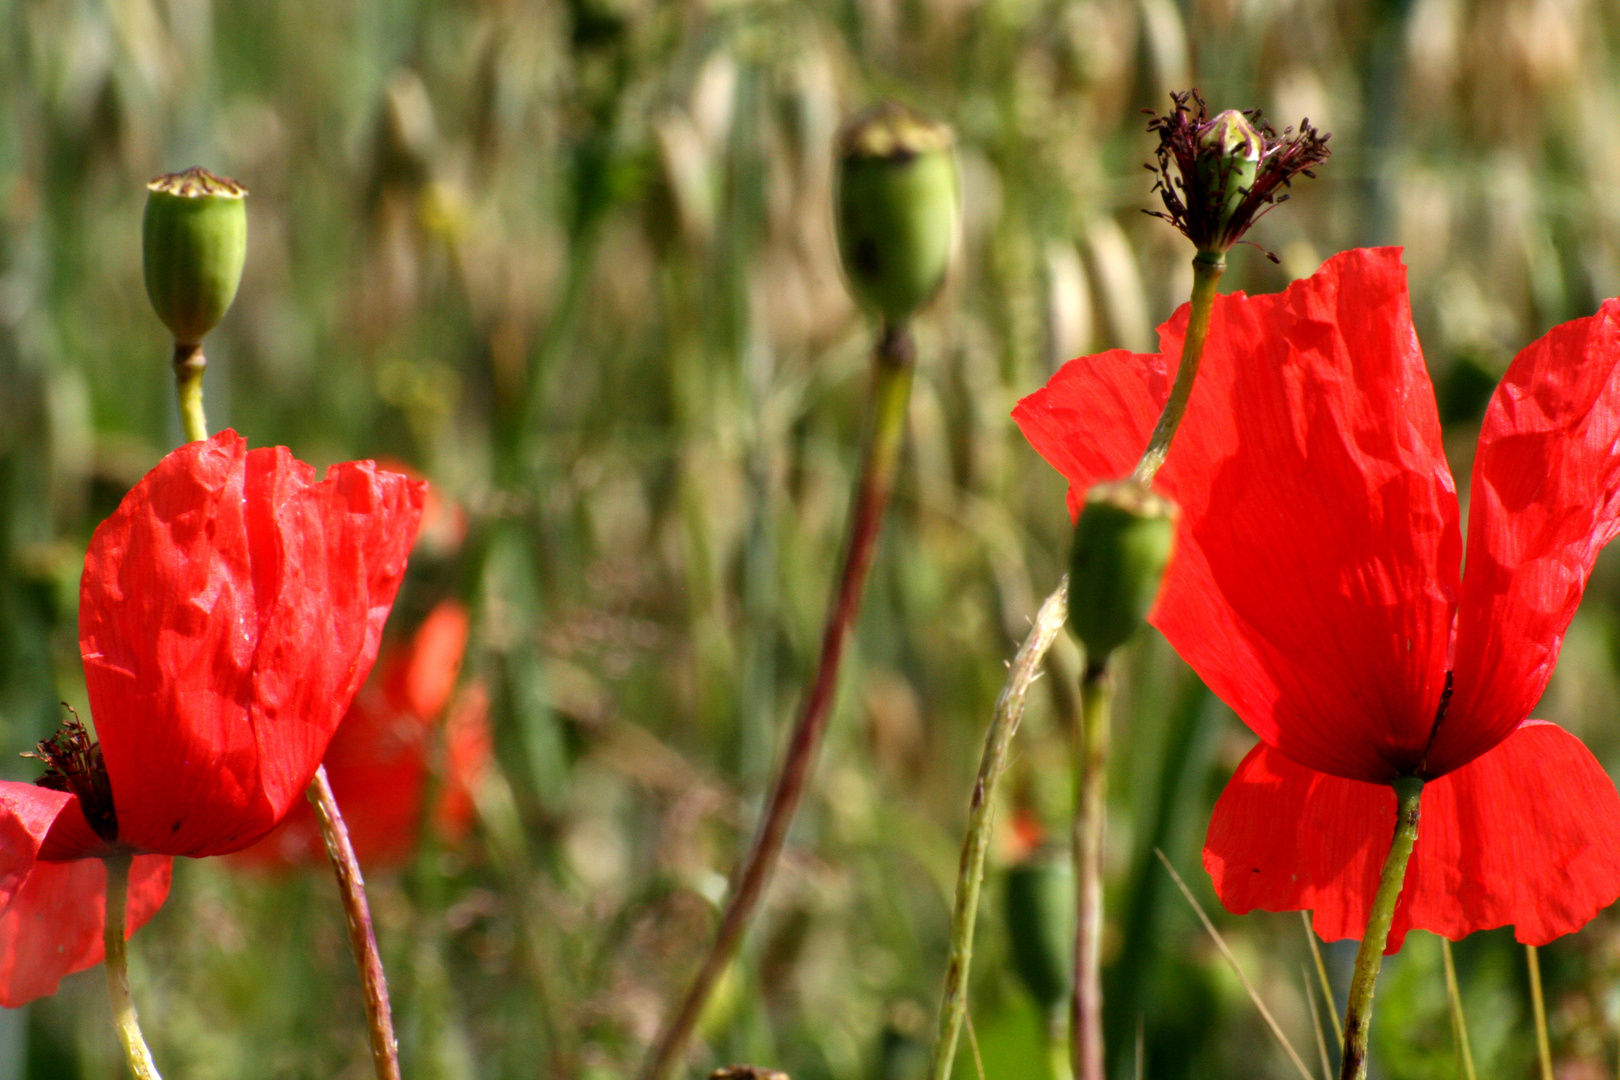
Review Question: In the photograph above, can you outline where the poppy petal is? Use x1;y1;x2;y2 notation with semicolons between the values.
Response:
435;681;493;841
1431;301;1620;774
381;599;470;721
1011;347;1170;523
1204;723;1620;951
0;783;76;896
1017;248;1460;781
0;855;171;1007
80;430;426;857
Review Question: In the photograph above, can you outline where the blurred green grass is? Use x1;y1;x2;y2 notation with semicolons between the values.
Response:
5;0;1620;1077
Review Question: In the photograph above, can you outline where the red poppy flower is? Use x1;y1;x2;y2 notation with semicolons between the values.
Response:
236;599;492;869
1014;247;1620;950
0;430;423;1004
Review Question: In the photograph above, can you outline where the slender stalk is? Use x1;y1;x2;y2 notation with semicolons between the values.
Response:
309;765;402;1080
1303;911;1344;1047
1129;253;1224;487
1528;945;1553;1080
173;342;208;444
642;322;916;1080
1305;966;1334;1080
925;580;1070;1080
1156;849;1314;1080
1339;777;1423;1080
1440;938;1477;1080
1070;665;1112;1080
102;852;163;1080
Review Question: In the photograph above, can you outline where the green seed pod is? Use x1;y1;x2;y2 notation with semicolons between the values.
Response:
143;168;247;346
1004;853;1074;1014
835;102;958;323
1195;110;1263;252
1068;481;1178;663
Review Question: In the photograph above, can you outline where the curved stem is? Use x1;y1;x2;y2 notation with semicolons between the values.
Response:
102;852;162;1080
925;580;1070;1080
309;765;402;1080
172;342;208;444
1129;254;1224;487
642;323;916;1080
1339;777;1423;1080
1070;665;1112;1080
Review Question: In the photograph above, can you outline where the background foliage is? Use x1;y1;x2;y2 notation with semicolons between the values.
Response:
3;0;1620;1077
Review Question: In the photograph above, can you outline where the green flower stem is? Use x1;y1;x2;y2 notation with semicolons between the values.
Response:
102;852;163;1080
643;322;916;1080
308;764;402;1080
1071;664;1113;1080
1129;252;1224;487
173;342;208;444
1339;777;1424;1080
925;579;1071;1080
1441;938;1477;1080
1528;945;1553;1080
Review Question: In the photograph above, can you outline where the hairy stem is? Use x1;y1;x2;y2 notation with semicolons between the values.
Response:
1339;777;1423;1080
925;580;1071;1080
102;852;162;1080
173;342;208;444
1129;253;1224;487
1071;665;1112;1080
309;765;402;1080
642;323;915;1080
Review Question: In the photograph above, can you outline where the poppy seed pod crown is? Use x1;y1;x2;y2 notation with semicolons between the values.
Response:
1067;480;1178;664
1146;90;1329;259
143;167;247;346
835;102;959;322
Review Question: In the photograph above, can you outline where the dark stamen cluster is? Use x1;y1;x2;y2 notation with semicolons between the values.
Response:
25;706;119;844
1144;89;1330;260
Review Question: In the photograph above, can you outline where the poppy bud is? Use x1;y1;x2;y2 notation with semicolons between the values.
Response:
1067;480;1178;663
1004;853;1074;1014
143;168;247;346
835;101;958;323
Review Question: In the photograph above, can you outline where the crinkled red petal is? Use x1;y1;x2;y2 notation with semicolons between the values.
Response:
1204;723;1620;951
1432;300;1620;774
80;430;426;857
1016;248;1459;781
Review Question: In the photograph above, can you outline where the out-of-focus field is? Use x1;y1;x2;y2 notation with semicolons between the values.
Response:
4;1;1620;1078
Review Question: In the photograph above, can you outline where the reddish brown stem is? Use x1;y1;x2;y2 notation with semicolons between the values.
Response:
642;323;916;1080
1071;664;1111;1080
308;764;401;1080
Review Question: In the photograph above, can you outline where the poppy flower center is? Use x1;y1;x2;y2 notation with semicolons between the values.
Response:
26;711;118;844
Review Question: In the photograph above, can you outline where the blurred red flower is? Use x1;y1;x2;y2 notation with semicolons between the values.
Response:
1015;247;1620;950
0;430;423;1004
235;599;491;870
